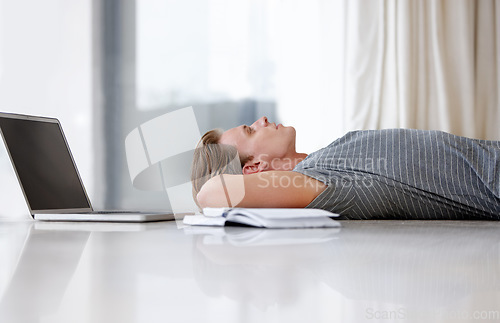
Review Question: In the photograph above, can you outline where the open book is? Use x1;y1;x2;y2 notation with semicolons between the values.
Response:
183;208;340;229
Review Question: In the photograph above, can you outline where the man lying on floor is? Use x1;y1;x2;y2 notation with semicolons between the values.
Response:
191;117;500;220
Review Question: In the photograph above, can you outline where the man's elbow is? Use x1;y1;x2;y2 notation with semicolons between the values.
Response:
195;174;245;208
196;187;210;209
196;177;226;208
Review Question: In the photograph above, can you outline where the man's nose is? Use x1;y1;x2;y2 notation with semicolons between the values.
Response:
252;116;268;128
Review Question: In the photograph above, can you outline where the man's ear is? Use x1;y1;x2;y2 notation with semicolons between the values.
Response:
242;160;268;175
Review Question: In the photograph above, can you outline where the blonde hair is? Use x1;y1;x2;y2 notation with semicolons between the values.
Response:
190;129;252;208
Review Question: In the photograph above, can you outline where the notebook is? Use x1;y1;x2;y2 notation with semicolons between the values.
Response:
183;207;340;228
0;112;183;222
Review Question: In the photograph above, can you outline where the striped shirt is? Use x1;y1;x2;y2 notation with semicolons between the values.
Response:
292;129;500;220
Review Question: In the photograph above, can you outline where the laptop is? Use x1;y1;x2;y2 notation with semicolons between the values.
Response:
0;112;180;222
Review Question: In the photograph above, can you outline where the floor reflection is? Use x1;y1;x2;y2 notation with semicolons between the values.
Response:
2;220;499;322
0;224;90;323
321;222;500;308
188;222;500;312
0;221;170;323
187;226;341;309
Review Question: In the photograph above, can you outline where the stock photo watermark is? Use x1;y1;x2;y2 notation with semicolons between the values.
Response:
365;307;500;321
124;107;389;221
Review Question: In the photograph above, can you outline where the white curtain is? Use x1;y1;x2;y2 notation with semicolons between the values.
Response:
276;0;500;154
344;0;500;140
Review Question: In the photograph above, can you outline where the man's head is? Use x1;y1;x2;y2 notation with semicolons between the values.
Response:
190;117;301;206
219;116;298;174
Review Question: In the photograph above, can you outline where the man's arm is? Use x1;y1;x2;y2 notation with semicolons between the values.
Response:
196;171;326;208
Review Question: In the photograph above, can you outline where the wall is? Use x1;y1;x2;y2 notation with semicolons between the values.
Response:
0;0;92;218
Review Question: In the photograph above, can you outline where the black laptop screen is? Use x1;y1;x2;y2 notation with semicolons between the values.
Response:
0;116;91;211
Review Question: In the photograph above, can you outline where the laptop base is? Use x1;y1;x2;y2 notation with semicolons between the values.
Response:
33;212;180;223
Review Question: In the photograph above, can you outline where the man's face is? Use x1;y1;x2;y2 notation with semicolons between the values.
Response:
219;116;297;169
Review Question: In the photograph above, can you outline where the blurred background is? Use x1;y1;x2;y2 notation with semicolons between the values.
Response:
0;0;499;218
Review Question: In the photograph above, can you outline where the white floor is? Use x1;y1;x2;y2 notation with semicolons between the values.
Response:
1;218;499;323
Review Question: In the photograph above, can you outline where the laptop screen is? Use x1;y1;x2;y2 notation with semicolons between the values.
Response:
0;115;91;211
